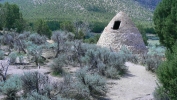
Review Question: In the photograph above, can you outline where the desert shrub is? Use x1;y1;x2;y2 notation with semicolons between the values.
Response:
51;54;67;75
57;70;107;100
108;52;127;72
18;55;24;64
145;55;162;72
144;45;164;72
28;33;46;45
21;72;52;96
69;42;128;78
9;52;17;64
51;31;72;58
2;32;15;48
26;42;45;67
83;48;127;77
118;46;138;63
147;45;165;56
56;95;73;100
156;45;177;100
0;50;4;60
0;75;22;100
75;67;107;99
24;92;50;100
57;74;76;98
105;67;120;79
18;31;30;40
14;32;30;53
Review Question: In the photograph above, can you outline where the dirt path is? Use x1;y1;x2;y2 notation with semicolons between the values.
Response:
106;62;157;100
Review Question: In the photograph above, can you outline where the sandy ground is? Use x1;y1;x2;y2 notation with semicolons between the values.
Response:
0;60;157;100
106;62;157;100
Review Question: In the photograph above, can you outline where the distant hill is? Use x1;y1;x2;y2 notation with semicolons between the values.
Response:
0;0;156;24
134;0;161;10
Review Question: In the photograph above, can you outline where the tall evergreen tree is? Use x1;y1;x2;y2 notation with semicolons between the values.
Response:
0;3;25;32
36;19;52;38
14;13;25;33
4;3;20;29
0;3;6;30
153;0;177;50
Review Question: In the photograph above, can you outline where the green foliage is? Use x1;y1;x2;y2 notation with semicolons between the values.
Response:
136;24;148;45
157;44;177;100
84;34;100;44
4;2;20;29
73;21;91;39
90;21;107;33
0;2;25;32
0;75;22;100
0;3;6;30
28;33;46;45
0;50;4;60
60;21;74;32
46;21;60;31
154;85;169;100
35;19;52;38
14;13;26;33
153;0;177;49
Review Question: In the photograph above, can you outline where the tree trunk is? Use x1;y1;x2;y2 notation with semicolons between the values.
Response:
0;73;6;82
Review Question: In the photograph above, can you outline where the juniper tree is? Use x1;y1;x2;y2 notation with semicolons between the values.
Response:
157;44;177;99
153;0;177;50
35;19;52;38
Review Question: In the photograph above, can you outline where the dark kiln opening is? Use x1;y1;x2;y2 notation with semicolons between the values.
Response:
113;21;121;30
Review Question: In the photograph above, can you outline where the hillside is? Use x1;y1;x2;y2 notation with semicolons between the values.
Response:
134;0;161;10
0;0;153;23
